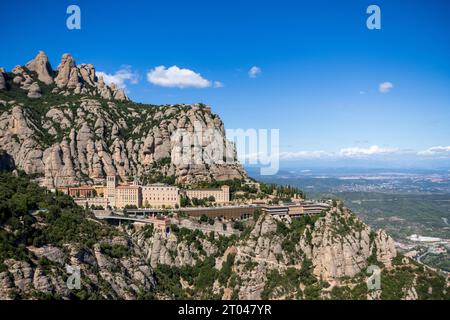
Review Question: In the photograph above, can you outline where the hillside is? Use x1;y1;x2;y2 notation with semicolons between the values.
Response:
0;172;448;300
0;52;245;188
0;52;449;300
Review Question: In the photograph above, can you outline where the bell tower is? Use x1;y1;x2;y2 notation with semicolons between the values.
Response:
106;175;117;207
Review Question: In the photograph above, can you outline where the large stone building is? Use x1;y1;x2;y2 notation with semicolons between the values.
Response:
106;175;117;206
185;185;230;204
104;176;143;209
74;196;108;209
104;176;180;209
142;183;180;208
67;176;230;209
115;185;142;209
68;186;95;198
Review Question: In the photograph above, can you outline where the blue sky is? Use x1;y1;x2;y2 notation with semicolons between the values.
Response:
1;0;450;168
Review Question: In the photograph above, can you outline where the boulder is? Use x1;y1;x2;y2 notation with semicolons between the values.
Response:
25;51;54;85
27;82;42;98
54;53;76;88
0;68;6;90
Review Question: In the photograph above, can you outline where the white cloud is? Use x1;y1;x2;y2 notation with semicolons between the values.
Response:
213;81;224;88
279;150;330;160
276;145;400;161
245;145;450;161
379;81;393;93
339;145;399;157
96;66;139;89
146;65;212;88
418;146;450;156
248;66;261;78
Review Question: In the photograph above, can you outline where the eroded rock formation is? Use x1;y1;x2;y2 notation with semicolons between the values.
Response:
0;52;246;187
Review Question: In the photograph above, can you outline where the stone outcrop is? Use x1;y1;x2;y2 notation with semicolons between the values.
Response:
52;53;127;101
230;207;399;299
374;229;397;268
131;205;401;300
27;82;42;98
54;53;76;88
26;51;53;85
0;52;246;187
0;244;156;300
301;206;392;280
1;51;128;102
0;68;6;90
0;198;445;300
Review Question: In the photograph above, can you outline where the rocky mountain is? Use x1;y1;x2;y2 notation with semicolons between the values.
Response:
0;52;448;301
0;52;246;188
0;173;448;300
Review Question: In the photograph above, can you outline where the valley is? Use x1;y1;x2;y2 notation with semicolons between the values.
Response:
250;167;450;274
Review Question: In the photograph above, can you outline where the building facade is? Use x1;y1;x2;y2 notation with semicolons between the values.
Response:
106;175;117;207
142;184;180;208
68;186;95;198
74;197;108;209
185;185;230;203
115;185;142;209
65;176;230;209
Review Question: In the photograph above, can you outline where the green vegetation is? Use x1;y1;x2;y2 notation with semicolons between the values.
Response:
380;263;449;300
281;214;324;259
153;256;223;299
141;224;154;238
421;251;450;272
99;243;130;259
330;283;368;300
0;172;448;300
261;268;302;299
334;192;450;239
0;172;118;264
218;254;236;285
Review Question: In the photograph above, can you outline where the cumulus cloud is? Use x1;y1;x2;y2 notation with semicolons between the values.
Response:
279;150;330;160
418;146;450;156
379;81;394;93
213;81;224;88
248;66;261;78
146;65;213;88
96;66;139;89
252;145;450;161
339;145;399;157
276;145;400;160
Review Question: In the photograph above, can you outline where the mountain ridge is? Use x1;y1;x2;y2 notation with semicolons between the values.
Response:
0;172;448;300
0;52;246;188
0;52;449;300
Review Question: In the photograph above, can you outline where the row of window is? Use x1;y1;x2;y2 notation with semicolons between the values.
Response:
143;187;178;191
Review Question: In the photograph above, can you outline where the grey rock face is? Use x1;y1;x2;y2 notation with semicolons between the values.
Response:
0;100;246;187
231;208;398;299
27;82;42;98
0;52;247;186
26;51;53;85
2;52;131;104
0;68;6;90
55;53;76;88
0;242;157;300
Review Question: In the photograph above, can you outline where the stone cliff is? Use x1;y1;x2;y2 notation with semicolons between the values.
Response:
0;173;447;300
0;52;246;187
